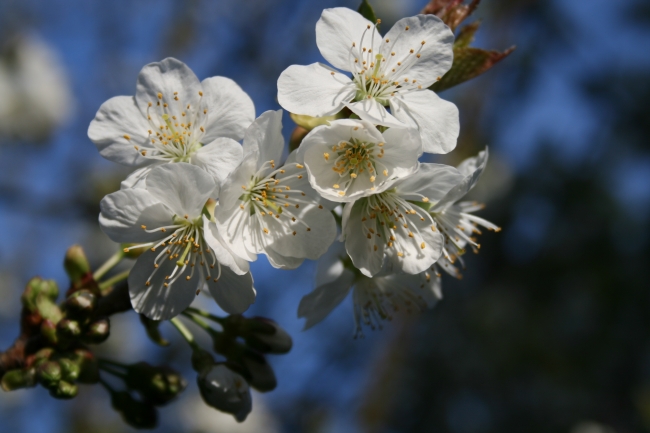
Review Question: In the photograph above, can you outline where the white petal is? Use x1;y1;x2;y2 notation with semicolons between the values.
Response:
384;211;444;274
315;241;347;286
242;110;284;167
457;147;489;177
120;166;153;190
316;7;380;72
145;163;216;217
217;157;258;212
214;201;258;263
264;248;305;270
200;76;255;142
277;63;355;117
135;58;202;119
206;267;255;314
129;249;199;320
379;126;422;176
381;15;454;87
342;200;386;277
88;96;151;167
347;98;405;129
394;163;464;203
298;269;355;330
190;137;243;185
99;189;174;243
390;89;459;154
433;148;489;211
202;216;250;275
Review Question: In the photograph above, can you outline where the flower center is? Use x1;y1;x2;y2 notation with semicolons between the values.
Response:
238;160;315;237
132;90;208;162
327;137;389;197
346;23;427;105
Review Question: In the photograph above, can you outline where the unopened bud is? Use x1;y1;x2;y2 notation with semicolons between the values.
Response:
32;348;55;368
59;358;81;382
64;245;91;284
37;360;62;388
63;290;97;318
82;317;110;344
124;362;187;406
1;368;36;391
56;319;81;347
197;364;252;422
22;278;60;315
191;347;214;375
111;391;158;429
40;319;58;345
49;380;78;399
243;317;292;354
72;349;100;384
240;350;277;392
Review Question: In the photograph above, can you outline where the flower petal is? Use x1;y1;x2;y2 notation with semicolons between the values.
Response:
316;7;380;72
120;166;153;190
203;216;250;275
129;249;199;320
206;267;255;314
190;137;243;185
390;89;459;154
135;58;202;119
242;110;284;168
343;199;386;277
277;63;355;117
88;96;151;167
99;189;174;243
433;148;489;211
347;98;405;129
146;163;216;217
384;211;444;275
314;241;347;286
298;269;355;330
200;76;255;142
214;200;258;263
394;163;464;203
381;15;454;88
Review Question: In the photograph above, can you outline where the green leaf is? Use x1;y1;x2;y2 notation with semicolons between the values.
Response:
454;21;481;48
358;0;377;24
430;46;515;93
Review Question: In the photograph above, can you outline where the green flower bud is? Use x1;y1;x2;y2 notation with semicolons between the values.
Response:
1;368;36;391
197;364;251;422
243;317;292;354
124;362;187;406
191;347;215;375
40;319;58;345
37;360;62;388
57;319;81;340
111;391;158;429
49;380;78;399
240;350;277;392
63;245;91;284
63;290;97;318
71;349;99;384
82;318;110;344
59;358;80;382
32;347;55;368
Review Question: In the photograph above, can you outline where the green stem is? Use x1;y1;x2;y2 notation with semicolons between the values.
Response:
98;270;130;291
181;311;215;333
170;317;199;349
93;250;124;280
185;307;225;325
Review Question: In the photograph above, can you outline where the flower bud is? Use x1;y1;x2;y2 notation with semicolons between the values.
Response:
111;391;158;429
63;290;97;318
31;347;55;368
71;349;99;384
197;364;252;422
1;368;36;391
63;245;91;285
243;317;292;354
56;319;81;343
124;362;187;406
191;347;215;375
22;278;59;312
49;380;78;399
240;350;277;392
37;360;62;388
40;319;59;345
59;357;80;382
82;317;110;344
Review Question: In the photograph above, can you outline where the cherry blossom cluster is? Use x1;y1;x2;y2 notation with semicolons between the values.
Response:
89;7;499;335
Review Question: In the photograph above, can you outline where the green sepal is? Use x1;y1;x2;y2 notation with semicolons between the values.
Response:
357;0;377;24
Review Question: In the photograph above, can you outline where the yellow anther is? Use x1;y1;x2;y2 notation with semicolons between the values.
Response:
324;152;330;161
397;252;404;257
123;134;131;141
370;176;376;182
405;26;410;30
333;184;340;189
383;169;388;176
157;93;162;99
338;191;345;196
350;173;357;178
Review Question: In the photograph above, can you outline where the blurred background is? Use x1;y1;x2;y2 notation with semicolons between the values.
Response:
0;0;649;432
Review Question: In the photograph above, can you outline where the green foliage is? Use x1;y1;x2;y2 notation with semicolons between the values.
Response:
358;0;377;24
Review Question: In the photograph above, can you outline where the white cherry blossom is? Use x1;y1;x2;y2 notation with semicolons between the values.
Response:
99;163;255;320
428;148;501;273
215;110;337;269
340;163;466;277
277;7;459;154
297;119;421;202
89;57;254;188
298;242;441;336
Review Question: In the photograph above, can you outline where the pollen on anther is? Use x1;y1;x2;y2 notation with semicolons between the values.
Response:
141;225;147;229
184;214;189;219
405;26;410;30
416;54;421;58
157;93;163;99
383;169;388;176
263;228;269;234
338;191;345;196
385;39;390;43
330;72;335;75
319;205;323;209
324;152;330;161
421;40;426;45
123;134;131;141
